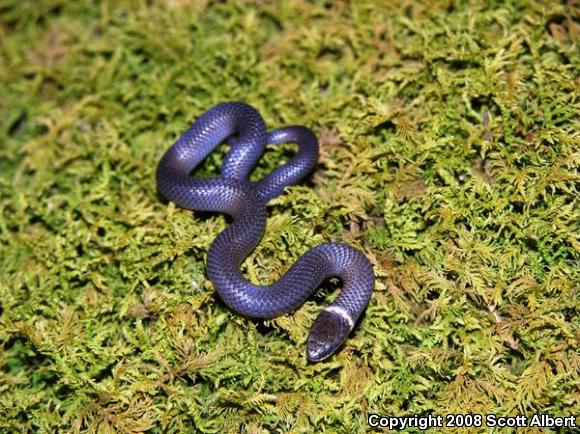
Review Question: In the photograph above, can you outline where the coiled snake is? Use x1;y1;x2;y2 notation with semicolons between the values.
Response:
156;102;374;361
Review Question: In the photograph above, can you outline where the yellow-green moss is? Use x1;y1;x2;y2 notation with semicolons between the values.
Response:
0;0;578;432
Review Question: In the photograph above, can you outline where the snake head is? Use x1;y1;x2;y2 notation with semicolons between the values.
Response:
307;308;353;362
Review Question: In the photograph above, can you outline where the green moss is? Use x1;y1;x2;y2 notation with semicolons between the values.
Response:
0;0;578;432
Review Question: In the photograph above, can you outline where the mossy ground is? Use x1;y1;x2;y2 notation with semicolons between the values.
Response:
0;0;578;432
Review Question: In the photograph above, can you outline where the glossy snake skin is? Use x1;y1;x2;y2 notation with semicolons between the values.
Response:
156;102;374;361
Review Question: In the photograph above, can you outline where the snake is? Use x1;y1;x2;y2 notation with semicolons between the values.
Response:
156;102;374;361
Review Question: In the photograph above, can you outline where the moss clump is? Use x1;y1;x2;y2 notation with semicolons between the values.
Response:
0;0;578;432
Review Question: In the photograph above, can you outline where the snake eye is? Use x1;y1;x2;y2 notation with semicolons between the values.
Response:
306;309;353;362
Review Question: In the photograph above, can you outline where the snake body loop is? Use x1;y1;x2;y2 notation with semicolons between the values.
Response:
156;102;374;361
